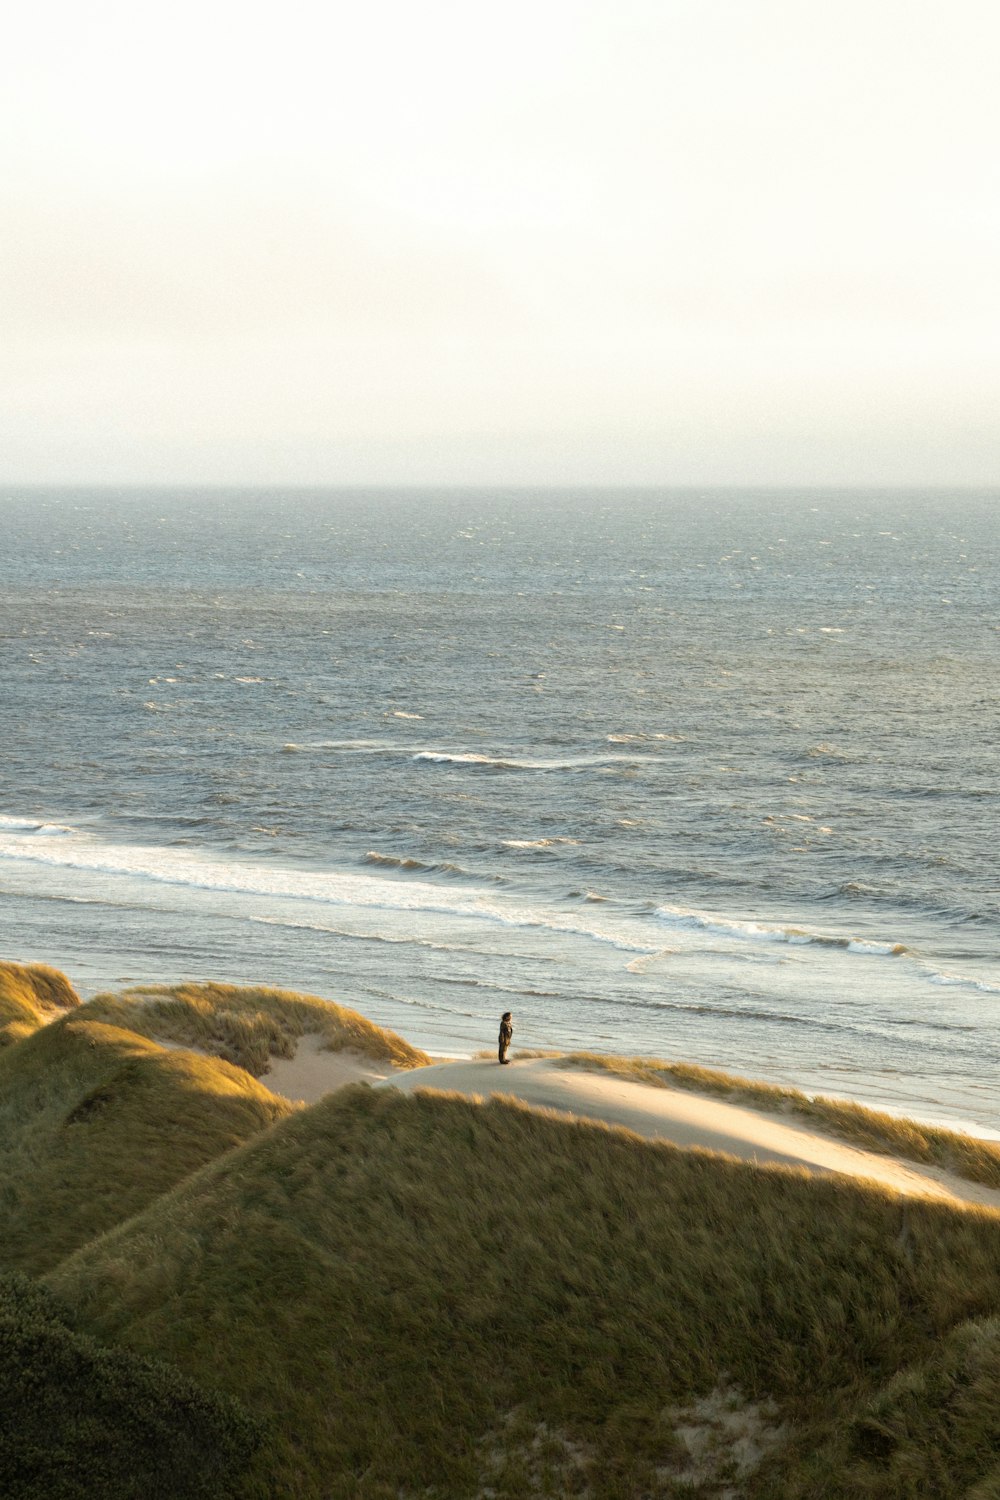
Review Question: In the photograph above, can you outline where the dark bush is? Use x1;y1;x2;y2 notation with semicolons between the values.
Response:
0;1273;265;1499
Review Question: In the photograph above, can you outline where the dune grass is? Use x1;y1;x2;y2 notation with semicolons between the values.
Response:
521;1050;1000;1191
0;1015;291;1275
81;981;429;1076
48;1083;1000;1499
0;960;79;1048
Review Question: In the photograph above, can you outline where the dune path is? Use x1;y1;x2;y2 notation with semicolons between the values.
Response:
385;1058;1000;1210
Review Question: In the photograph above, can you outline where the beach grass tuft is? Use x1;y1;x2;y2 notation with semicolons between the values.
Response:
0;960;80;1047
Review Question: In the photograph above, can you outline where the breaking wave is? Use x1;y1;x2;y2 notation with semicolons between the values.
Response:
413;750;646;772
922;969;1000;996
0;816;75;837
280;741;648;773
363;851;498;882
654;905;909;957
501;837;580;850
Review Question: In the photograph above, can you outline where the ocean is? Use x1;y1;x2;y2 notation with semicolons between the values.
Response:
1;487;997;1134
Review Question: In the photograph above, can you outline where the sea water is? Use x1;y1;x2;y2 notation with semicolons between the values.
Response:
1;488;997;1133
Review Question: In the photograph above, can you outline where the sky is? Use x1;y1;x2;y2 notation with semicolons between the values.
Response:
2;0;999;486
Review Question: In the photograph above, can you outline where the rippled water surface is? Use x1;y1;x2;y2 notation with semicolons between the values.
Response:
1;488;997;1131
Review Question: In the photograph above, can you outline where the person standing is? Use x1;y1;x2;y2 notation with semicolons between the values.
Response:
498;1011;513;1065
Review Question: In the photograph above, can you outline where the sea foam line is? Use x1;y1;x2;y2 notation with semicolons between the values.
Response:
281;741;651;772
412;750;650;771
653;905;909;956
0;816;75;836
0;818;651;955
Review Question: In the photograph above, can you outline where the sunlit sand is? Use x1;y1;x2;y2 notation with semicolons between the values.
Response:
256;1038;1000;1208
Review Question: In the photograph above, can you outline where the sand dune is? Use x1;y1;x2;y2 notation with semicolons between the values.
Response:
385;1058;1000;1210
262;1035;398;1102
248;1038;1000;1209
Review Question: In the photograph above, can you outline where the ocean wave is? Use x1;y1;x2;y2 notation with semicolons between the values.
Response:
0;838;503;923
282;740;650;773
625;948;678;972
653;905;909;957
0;818;651;956
414;750;644;772
414;751;515;769
606;732;685;744
363;851;499;882
0;816;76;837
806;743;855;762
922;969;1000;996
364;851;432;872
501;837;580;850
838;881;879;897
310;739;388;751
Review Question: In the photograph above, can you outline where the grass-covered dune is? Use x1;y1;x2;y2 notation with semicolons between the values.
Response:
0;971;441;1498
82;980;430;1075
0;1014;291;1274
0;975;428;1275
544;1051;1000;1191
47;1083;1000;1499
0;960;79;1047
9;966;1000;1495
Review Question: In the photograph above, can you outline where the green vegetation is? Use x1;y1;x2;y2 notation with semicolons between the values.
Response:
0;1015;291;1273
8;966;1000;1495
82;980;429;1076
0;960;79;1047
527;1050;1000;1191
0;1271;263;1500
47;1084;1000;1499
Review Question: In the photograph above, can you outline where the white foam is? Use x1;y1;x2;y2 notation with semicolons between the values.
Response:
0;816;76;837
414;751;500;767
501;837;580;849
606;732;684;744
0;822;491;918
414;750;648;771
0;817;647;955
923;969;1000;996
654;905;908;957
288;741;651;772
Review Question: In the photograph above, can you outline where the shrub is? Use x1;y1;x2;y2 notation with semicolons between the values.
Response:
0;1272;265;1499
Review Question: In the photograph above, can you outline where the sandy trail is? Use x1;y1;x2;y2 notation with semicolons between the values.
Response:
262;1035;397;1102
385;1057;1000;1210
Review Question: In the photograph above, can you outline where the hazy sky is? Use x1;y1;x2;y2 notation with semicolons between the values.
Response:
3;0;998;485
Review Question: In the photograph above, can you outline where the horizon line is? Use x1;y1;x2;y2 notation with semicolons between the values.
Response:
3;481;998;495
